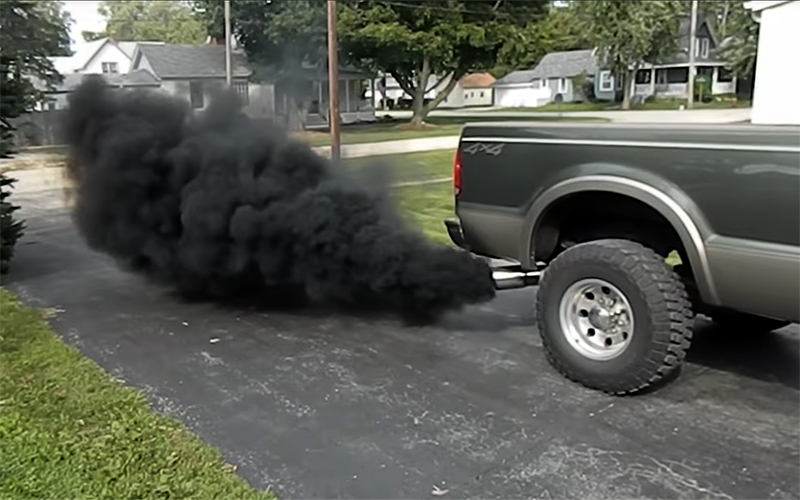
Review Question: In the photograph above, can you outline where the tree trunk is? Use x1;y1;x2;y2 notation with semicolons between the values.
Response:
409;57;432;127
621;69;635;110
409;86;427;126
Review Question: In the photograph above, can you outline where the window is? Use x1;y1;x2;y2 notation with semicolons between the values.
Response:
599;71;614;91
479;91;484;98
635;69;652;84
666;67;689;84
696;37;710;58
233;80;249;105
101;62;118;74
558;78;567;93
540;78;548;88
189;81;204;108
718;67;734;82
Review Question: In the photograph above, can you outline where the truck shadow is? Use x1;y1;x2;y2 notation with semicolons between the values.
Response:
686;317;800;391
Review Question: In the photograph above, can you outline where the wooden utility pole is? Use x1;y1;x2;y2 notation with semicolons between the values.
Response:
687;0;698;109
224;0;232;86
327;0;341;161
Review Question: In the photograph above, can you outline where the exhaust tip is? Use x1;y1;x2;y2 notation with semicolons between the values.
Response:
492;269;541;291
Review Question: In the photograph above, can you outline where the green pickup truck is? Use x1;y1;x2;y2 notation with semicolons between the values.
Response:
445;121;800;395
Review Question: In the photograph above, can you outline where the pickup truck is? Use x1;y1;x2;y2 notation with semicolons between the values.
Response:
444;121;800;395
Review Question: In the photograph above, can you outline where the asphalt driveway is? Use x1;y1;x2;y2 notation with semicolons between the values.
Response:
4;182;799;499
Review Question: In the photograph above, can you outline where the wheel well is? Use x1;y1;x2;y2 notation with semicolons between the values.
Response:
533;191;689;265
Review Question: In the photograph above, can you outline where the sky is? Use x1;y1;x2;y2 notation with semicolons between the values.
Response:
63;1;105;50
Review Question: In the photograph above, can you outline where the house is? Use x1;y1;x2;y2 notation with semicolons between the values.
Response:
439;73;496;108
628;17;736;101
373;72;444;110
493;49;598;107
131;43;259;112
131;43;376;128
745;0;800;125
51;37;143;76
43;70;160;110
493;16;737;108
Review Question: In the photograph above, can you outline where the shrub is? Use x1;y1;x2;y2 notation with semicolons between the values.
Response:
0;172;25;274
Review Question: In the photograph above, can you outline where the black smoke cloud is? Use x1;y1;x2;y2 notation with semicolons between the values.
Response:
63;76;495;321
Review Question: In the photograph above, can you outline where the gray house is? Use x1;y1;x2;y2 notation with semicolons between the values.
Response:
493;49;600;107
628;17;736;100
131;44;262;113
493;16;735;108
130;43;376;128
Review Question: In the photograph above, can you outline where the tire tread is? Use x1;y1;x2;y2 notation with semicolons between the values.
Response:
536;238;693;395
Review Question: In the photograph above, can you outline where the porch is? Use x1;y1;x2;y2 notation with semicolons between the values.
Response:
633;65;737;99
305;76;377;129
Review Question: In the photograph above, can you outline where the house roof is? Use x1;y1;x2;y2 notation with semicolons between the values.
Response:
494;49;598;86
459;72;496;88
50;38;154;74
528;49;598;79
50;70;160;92
493;69;539;86
133;44;253;79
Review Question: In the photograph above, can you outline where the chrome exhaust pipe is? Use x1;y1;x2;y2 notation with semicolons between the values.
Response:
492;269;541;291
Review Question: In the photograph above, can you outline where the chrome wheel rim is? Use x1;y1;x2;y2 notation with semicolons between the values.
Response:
558;278;635;361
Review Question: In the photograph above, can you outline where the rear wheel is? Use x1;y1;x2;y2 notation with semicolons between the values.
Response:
536;239;694;395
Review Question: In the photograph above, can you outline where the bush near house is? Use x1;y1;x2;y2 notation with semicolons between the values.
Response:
0;172;25;274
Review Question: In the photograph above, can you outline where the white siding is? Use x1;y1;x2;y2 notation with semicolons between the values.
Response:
83;42;133;74
462;88;493;107
750;0;800;125
494;86;550;107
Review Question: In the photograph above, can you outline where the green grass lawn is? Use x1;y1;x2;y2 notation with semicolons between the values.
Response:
0;289;274;500
345;149;454;186
345;150;456;245
298;115;608;148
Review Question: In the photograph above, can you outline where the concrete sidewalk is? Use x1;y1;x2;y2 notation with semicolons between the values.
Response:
385;107;752;124
313;135;459;159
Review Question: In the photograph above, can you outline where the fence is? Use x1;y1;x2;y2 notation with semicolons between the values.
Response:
9;110;67;148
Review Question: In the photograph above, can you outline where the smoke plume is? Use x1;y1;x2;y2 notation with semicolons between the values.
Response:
63;76;495;322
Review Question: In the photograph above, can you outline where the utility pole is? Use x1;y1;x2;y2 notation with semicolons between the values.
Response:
687;0;698;109
224;0;232;87
327;0;341;161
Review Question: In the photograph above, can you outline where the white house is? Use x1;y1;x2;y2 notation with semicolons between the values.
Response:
50;37;142;76
439;73;496;108
745;0;800;125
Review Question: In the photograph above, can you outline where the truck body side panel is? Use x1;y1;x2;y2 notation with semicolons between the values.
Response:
456;122;800;321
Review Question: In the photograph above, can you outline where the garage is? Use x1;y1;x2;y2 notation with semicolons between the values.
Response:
746;0;800;125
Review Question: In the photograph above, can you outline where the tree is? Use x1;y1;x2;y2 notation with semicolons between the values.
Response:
196;0;327;131
574;1;682;110
0;0;69;272
98;1;206;44
1;173;25;274
493;2;592;78
339;1;549;126
0;0;71;156
711;1;759;79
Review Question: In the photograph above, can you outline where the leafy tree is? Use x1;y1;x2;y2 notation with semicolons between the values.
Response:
339;1;549;126
711;1;759;79
0;0;67;271
0;0;71;156
197;0;327;131
574;0;683;110
1;173;25;274
98;0;206;44
493;2;592;78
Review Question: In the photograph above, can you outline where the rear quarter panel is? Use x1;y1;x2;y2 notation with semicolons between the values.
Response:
456;121;800;320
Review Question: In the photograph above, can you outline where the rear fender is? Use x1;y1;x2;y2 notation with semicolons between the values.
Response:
520;163;720;305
